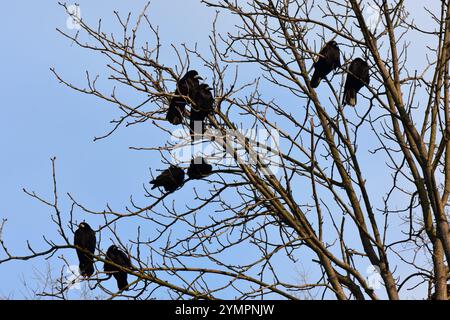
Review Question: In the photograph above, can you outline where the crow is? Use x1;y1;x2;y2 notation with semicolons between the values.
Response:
193;84;214;113
150;165;185;192
74;222;96;278
104;245;132;291
190;84;214;140
166;97;185;125
311;41;341;88
187;157;213;180
167;70;203;125
178;70;203;99
343;58;370;106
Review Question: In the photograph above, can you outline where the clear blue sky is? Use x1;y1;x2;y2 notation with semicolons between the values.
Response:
0;0;225;298
0;1;435;299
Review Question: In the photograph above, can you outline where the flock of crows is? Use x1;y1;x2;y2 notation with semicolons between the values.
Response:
156;41;369;193
153;70;216;193
73;161;213;291
311;40;370;106
71;40;369;291
73;157;213;290
166;70;215;136
74;223;132;291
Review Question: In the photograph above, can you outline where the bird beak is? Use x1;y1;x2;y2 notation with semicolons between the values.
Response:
195;75;203;80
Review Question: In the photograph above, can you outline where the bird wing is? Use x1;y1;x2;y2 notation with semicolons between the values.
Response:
324;44;340;68
87;231;96;253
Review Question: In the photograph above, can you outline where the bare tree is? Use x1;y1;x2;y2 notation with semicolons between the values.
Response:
1;0;450;300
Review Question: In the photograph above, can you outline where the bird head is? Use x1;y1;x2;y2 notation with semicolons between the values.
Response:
107;245;118;255
78;222;90;229
186;70;203;81
329;40;339;48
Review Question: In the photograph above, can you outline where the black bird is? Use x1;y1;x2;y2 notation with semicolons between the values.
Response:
190;84;215;140
193;84;214;113
166;99;185;125
104;245;132;291
178;70;203;100
150;165;185;192
187;157;213;180
343;58;370;107
311;41;341;88
167;70;203;125
74;222;96;278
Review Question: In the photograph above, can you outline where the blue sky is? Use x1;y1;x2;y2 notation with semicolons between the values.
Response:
0;1;438;299
0;0;225;298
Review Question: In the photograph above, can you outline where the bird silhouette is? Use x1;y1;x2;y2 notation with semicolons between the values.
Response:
187;157;213;180
190;84;214;140
104;245;132;291
74;222;96;278
166;99;185;125
150;165;185;192
343;58;370;106
167;70;203;125
311;41;341;88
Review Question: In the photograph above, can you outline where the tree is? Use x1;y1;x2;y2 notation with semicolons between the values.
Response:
1;0;450;300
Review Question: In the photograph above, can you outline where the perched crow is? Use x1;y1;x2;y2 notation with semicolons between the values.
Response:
150;165;185;192
167;70;202;125
166;98;185;125
74;222;96;278
193;84;214;113
178;70;203;99
311;41;341;88
187;157;213;180
343;58;370;106
104;245;132;291
190;84;215;139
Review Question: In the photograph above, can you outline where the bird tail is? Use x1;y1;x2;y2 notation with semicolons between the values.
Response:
116;275;129;291
80;262;94;277
167;100;185;125
310;71;321;88
344;88;357;107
